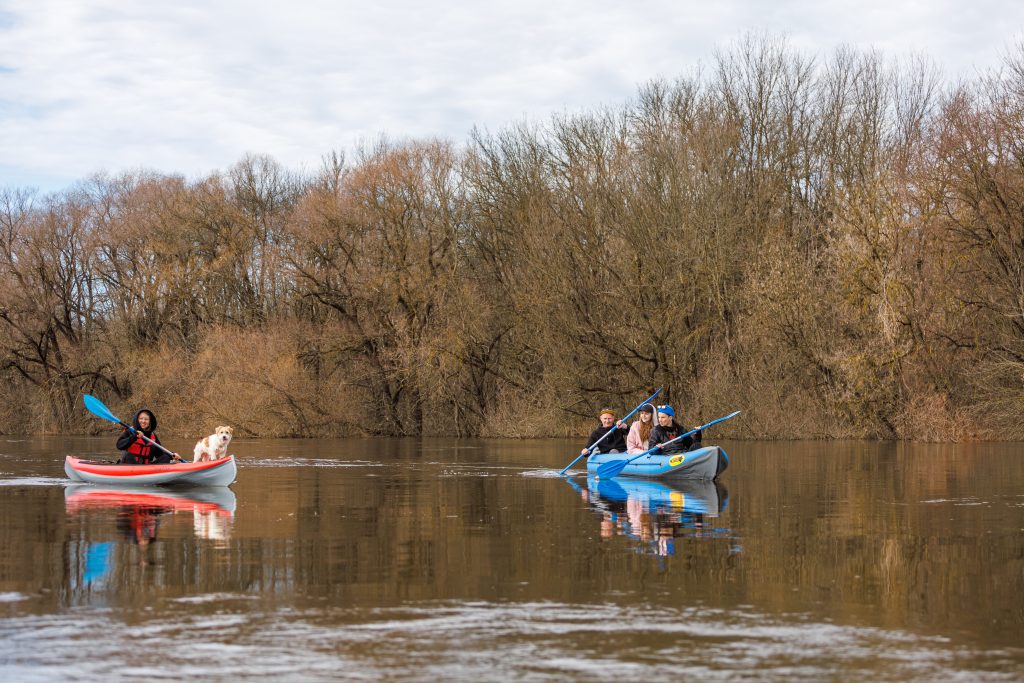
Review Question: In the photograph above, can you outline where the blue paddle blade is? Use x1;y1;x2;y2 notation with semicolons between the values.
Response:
83;394;122;426
596;458;628;479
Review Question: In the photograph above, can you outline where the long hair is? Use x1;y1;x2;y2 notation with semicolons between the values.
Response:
637;406;654;444
638;419;653;444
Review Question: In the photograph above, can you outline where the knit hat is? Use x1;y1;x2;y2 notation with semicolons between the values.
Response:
657;404;675;417
598;408;615;417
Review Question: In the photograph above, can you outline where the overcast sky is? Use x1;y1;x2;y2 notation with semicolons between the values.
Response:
1;1;1022;192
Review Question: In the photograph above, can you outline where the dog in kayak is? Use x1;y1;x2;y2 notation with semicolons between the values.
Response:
193;426;234;463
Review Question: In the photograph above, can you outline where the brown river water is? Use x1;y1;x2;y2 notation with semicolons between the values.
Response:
0;436;1022;681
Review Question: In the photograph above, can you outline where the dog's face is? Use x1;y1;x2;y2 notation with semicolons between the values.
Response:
215;426;233;445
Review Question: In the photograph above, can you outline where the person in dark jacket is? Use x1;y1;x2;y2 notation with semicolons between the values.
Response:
647;405;701;455
115;409;182;464
580;408;628;456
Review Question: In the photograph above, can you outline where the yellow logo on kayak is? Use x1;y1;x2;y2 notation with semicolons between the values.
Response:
668;454;685;467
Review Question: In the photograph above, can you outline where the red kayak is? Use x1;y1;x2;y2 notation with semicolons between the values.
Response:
64;455;237;487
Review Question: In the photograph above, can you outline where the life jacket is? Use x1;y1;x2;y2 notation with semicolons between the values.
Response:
125;432;157;464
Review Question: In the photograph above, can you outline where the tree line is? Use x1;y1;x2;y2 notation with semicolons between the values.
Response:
3;36;1024;440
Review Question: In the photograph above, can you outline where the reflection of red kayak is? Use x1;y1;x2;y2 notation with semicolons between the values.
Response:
64;455;236;487
64;486;235;516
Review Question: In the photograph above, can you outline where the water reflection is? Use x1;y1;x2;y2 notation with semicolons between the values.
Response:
65;484;236;550
62;486;237;600
569;476;732;556
0;437;1021;679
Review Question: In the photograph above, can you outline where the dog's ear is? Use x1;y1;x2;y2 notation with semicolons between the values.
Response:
226;426;234;435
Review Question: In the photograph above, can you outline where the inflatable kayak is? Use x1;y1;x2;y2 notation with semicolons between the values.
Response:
64;455;237;487
586;445;728;479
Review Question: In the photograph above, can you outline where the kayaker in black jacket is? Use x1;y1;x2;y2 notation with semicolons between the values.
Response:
647;405;702;455
580;408;628;455
115;409;182;464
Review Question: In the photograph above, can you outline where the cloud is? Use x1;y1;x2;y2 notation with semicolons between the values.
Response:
1;0;1023;191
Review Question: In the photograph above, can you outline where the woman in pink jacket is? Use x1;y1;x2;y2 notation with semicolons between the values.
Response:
626;404;655;453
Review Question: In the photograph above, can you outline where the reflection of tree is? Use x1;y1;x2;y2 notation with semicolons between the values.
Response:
36;441;1024;641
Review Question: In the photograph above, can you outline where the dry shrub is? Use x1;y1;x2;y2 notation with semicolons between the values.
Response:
185;324;361;437
120;323;364;439
696;343;843;440
0;376;40;433
898;393;972;442
479;381;575;439
961;360;1024;441
117;343;193;428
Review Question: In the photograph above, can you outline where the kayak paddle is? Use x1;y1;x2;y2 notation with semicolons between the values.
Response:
595;410;741;479
558;387;663;475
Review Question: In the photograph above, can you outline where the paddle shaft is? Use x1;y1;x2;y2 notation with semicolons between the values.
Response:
558;387;663;475
596;410;741;479
120;423;178;459
560;426;618;476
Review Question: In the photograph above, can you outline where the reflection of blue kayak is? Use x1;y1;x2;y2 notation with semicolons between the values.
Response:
586;445;729;479
570;471;733;557
586;476;728;515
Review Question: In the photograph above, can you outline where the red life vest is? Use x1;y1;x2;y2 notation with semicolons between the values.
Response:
125;431;157;463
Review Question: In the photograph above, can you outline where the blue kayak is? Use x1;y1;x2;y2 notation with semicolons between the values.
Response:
586;445;729;479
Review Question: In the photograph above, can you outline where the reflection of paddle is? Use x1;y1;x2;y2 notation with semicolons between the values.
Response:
83;542;114;585
558;387;663;475
83;394;178;460
596;411;741;479
594;476;629;502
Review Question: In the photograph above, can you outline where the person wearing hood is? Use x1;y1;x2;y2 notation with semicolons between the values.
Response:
115;409;182;464
647;405;701;455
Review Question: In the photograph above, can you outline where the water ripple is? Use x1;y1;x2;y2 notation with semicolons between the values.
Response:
0;601;1019;682
241;458;385;468
0;477;68;487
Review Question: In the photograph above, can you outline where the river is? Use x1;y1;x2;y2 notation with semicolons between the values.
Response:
1;436;1022;680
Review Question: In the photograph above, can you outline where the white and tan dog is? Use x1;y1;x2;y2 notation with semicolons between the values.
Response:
193;426;234;463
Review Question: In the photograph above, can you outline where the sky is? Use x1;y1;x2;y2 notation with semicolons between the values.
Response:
1;0;1023;192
